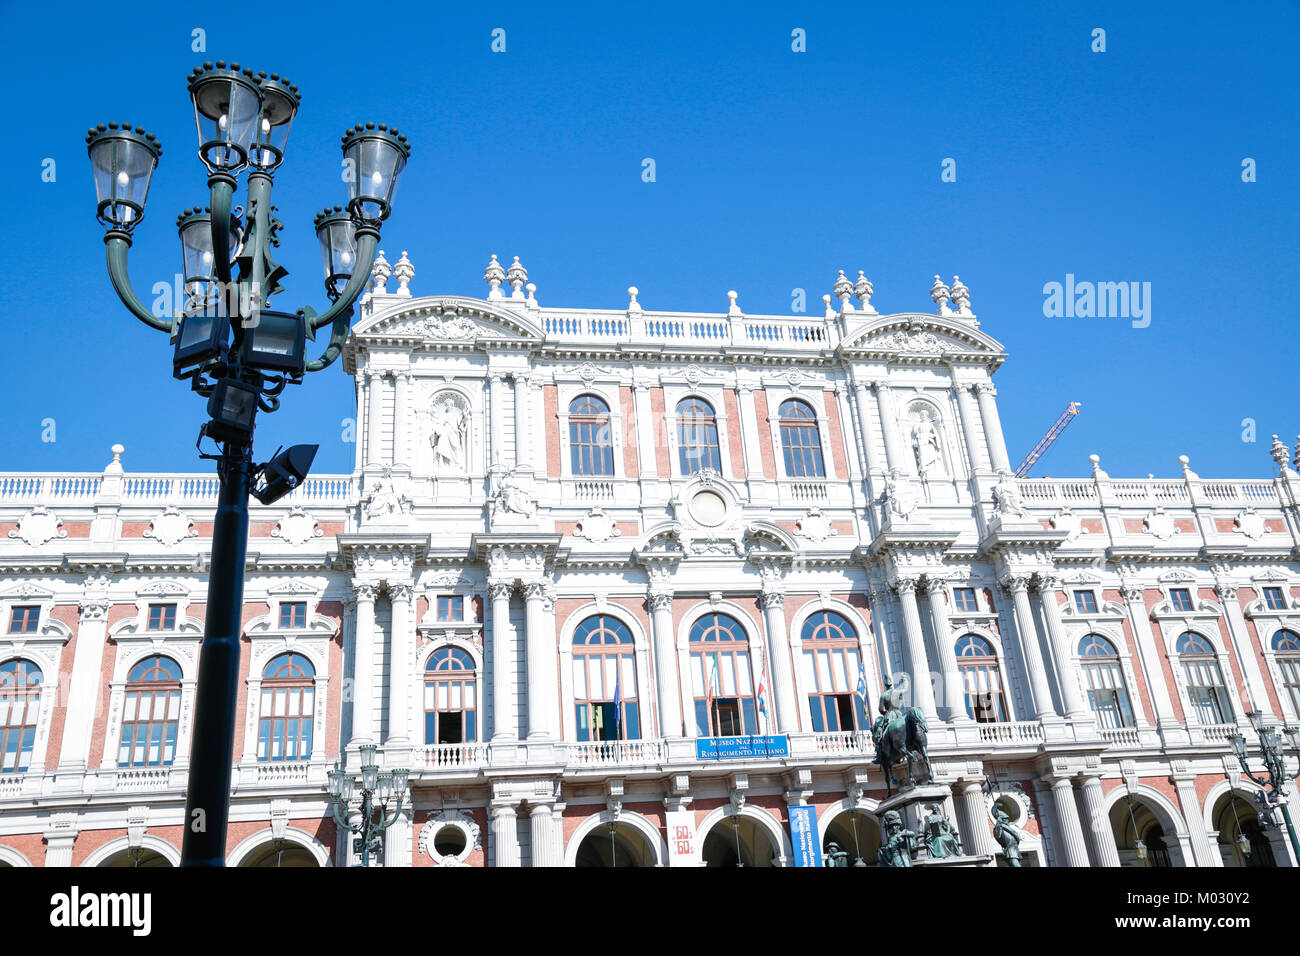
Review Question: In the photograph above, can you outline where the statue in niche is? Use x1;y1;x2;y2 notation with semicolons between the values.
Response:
429;393;469;472
364;468;408;519
911;417;946;478
992;804;1027;867
492;466;537;518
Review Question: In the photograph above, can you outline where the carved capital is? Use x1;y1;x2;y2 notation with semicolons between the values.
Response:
974;383;995;396
488;580;515;602
1037;574;1063;594
999;574;1031;595
390;583;414;602
523;581;550;603
648;591;674;612
1119;584;1145;604
353;582;378;603
893;575;920;596
760;589;786;610
79;599;110;623
1214;583;1239;602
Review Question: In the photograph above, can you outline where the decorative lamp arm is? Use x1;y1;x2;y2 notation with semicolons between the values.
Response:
303;306;351;373
208;173;236;285
1236;757;1271;791
306;227;378;331
330;798;358;833
105;232;173;333
380;792;405;830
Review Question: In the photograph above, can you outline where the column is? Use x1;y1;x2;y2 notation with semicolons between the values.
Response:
974;383;1012;473
649;591;683;737
512;372;531;468
530;377;546;474
633;384;658;478
851;382;883;475
366;370;385;466
530;802;557;867
737;385;765;478
524;582;556;739
384;807;413;867
924;582;967;721
873;382;904;473
760;588;802;733
954;383;987;473
894;577;938;719
490;802;520;867
349;583;377;747
488;372;506;467
1037;578;1090;719
489;580;516;741
1120;584;1176;726
57;597;112;775
392;372;410;466
43;814;78;867
1078;775;1121;866
386;583;414;749
1046;776;1090;866
1172;774;1222;866
955;781;999;856
1003;575;1058;719
1217;584;1273;718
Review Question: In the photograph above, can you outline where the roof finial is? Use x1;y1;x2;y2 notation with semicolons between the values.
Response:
1179;454;1198;480
833;270;854;312
105;444;125;474
525;282;538;308
853;270;876;315
507;256;528;299
1270;434;1290;470
727;290;741;316
822;294;836;319
393;250;414;297
484;254;505;299
930;275;952;315
950;275;971;316
371;249;391;295
627;286;642;313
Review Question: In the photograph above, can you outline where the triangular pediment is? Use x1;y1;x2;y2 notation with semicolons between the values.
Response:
840;314;1004;358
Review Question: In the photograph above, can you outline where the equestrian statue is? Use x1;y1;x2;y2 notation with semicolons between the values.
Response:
870;672;932;796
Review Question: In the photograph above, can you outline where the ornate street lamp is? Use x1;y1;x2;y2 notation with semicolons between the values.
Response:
87;61;411;867
1228;710;1300;863
328;744;409;867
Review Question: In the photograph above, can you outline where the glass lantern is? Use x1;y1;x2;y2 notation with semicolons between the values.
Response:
86;123;163;231
250;73;300;170
314;205;358;300
188;61;263;173
340;123;410;223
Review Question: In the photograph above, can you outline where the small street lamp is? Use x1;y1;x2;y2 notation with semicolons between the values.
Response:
328;745;409;867
1228;711;1300;863
87;60;411;866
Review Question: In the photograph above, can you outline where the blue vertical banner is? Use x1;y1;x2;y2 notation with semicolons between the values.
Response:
788;804;823;867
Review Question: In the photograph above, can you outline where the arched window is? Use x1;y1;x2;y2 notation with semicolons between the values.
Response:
569;395;614;476
676;398;721;474
1272;629;1300;717
778;399;825;478
425;647;477;744
1176;632;1233;725
572;615;639;741
0;659;42;773
257;653;315;762
800;610;868;732
955;635;1008;723
689;613;757;736
118;655;182;767
1078;634;1135;729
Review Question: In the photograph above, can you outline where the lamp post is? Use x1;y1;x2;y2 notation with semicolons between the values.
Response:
327;745;409;867
1228;712;1300;863
86;61;411;867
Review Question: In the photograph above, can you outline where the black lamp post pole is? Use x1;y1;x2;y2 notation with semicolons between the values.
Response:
182;438;253;865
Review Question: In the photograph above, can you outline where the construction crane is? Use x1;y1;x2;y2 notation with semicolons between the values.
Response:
1014;402;1081;477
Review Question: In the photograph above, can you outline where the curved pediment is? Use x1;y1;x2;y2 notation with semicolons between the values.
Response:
353;295;546;347
839;313;1005;360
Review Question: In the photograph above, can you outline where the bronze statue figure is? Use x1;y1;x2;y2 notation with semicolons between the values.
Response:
877;810;916;867
870;673;931;795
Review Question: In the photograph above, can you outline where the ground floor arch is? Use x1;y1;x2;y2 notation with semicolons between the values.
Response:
83;835;179;868
821;806;881;866
1209;788;1285;867
227;827;331;867
1107;791;1189;867
697;807;788;867
563;810;668;867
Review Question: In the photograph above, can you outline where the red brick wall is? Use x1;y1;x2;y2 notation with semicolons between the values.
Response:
823;389;848;479
753;389;775;478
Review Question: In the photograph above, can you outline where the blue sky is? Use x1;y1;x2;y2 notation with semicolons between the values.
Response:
1;0;1295;480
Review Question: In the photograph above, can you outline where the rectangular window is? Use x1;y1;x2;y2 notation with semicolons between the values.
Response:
953;588;979;613
278;602;307;629
1073;590;1098;614
1264;587;1286;611
1170;588;1194;612
8;606;39;633
437;596;464;622
147;604;177;631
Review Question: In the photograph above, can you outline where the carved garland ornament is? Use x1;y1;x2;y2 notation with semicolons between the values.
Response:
865;330;947;355
418;810;481;867
143;506;199;547
271;506;323;546
8;507;67;547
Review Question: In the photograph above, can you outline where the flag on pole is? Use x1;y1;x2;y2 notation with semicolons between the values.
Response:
756;658;770;735
705;652;721;736
855;660;868;706
612;658;623;741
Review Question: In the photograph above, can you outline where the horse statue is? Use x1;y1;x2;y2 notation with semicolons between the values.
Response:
870;673;931;796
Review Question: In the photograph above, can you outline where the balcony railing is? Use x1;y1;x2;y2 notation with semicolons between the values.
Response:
112;767;176;792
976;721;1044;745
0;471;354;508
1099;726;1142;748
422;742;487;769
566;739;665;767
806;731;874;757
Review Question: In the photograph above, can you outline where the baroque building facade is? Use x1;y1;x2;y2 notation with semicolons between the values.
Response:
1;254;1298;867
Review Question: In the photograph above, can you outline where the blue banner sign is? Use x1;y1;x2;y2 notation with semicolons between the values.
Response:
694;735;789;760
788;804;823;867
